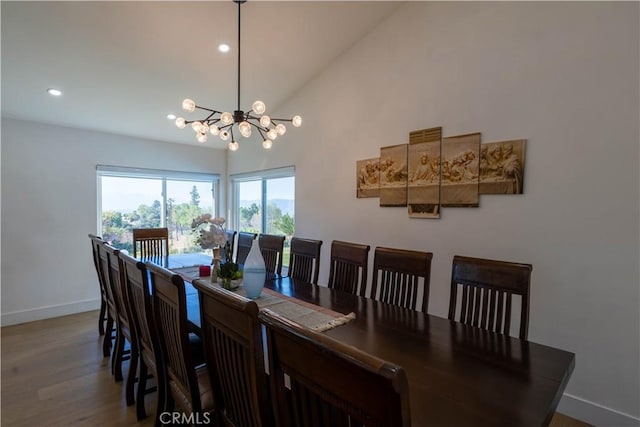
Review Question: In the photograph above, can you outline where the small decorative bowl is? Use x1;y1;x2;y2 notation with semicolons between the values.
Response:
218;277;242;291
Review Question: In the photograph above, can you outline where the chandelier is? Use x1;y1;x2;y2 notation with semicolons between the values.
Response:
174;0;301;151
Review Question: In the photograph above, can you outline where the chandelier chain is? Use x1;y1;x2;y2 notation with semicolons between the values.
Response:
174;0;301;150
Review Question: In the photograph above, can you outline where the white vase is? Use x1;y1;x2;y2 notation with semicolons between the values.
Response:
243;238;266;299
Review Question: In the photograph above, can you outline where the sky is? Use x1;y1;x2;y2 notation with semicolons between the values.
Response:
101;176;294;212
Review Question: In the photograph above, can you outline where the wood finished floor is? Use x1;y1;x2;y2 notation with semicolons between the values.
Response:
1;310;592;427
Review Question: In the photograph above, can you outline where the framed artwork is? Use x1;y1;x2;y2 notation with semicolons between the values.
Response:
479;139;526;194
356;157;380;198
408;127;442;218
441;132;481;207
379;144;408;207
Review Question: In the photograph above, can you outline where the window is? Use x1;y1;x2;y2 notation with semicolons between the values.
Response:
97;165;219;254
231;167;295;266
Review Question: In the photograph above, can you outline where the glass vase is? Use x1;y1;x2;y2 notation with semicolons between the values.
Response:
243;238;266;299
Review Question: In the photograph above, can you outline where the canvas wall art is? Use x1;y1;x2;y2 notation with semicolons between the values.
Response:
356;157;380;198
355;125;527;218
408;127;442;218
441;133;481;207
479;139;526;194
379;144;408;207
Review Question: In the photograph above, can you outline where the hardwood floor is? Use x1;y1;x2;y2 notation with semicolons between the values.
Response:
1;310;591;427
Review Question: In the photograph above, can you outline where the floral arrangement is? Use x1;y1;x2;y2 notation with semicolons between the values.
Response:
191;214;228;250
217;241;243;281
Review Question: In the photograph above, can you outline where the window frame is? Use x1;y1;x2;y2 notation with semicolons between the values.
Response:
229;166;295;233
96;164;221;235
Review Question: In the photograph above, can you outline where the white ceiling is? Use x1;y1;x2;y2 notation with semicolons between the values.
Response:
1;1;402;149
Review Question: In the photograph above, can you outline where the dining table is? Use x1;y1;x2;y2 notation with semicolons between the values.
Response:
171;262;575;427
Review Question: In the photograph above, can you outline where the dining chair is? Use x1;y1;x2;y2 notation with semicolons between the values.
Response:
96;240;120;363
120;252;166;423
287;237;323;285
223;229;237;262
259;234;286;276
327;240;370;297
370;247;433;312
259;309;411;427
103;243;138;406
236;232;257;265
448;255;533;340
147;262;214;418
192;279;272;427
88;234;108;337
133;227;169;265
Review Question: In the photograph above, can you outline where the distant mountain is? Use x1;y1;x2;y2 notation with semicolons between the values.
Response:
239;199;295;216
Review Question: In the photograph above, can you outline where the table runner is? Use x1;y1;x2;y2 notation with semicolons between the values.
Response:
174;267;355;332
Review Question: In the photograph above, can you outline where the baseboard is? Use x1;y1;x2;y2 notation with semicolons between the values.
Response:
1;298;101;327
559;393;640;426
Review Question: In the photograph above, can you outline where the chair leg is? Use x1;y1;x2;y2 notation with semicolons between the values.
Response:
103;315;114;357
98;298;106;336
155;366;168;427
125;343;138;406
112;328;125;382
136;358;149;421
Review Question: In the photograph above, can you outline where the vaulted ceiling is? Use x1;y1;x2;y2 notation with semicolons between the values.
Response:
1;1;402;149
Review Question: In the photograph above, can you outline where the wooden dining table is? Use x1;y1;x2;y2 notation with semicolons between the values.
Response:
174;265;574;427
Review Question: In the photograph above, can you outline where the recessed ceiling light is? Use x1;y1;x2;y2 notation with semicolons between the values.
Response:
47;88;62;96
167;114;176;120
218;43;230;53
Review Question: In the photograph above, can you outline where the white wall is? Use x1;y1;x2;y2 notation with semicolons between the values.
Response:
229;2;639;425
1;118;226;325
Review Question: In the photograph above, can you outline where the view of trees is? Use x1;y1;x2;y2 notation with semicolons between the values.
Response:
239;202;295;238
103;186;295;254
102;186;211;254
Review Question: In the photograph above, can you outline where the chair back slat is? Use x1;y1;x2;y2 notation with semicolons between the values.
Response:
327;241;370;296
371;247;433;312
193;279;272;427
259;309;411;427
133;228;169;264
288;237;322;284
448;255;532;340
259;234;286;275
236;232;258;265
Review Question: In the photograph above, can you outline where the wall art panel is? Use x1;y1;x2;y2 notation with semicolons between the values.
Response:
408;127;442;218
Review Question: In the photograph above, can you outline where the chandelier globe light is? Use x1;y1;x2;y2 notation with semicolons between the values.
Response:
175;0;301;151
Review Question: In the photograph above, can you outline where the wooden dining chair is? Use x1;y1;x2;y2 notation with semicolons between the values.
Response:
147;262;214;418
193;279;272;427
327;240;370;297
97;241;120;363
236;232;257;265
222;229;237;262
259;234;286;275
448;255;533;340
370;247;433;312
103;243;138;407
88;234;108;337
259;309;411;427
133;227;169;265
120;252;166;423
287;237;323;285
